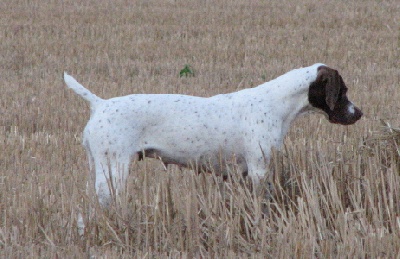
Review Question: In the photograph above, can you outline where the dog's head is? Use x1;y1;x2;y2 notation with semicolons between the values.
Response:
308;66;362;125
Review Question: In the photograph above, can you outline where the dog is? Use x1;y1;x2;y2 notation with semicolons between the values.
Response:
64;63;362;211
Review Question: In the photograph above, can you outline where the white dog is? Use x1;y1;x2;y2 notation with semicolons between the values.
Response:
64;63;362;209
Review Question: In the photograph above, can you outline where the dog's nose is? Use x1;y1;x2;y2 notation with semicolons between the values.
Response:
348;102;362;122
354;106;363;120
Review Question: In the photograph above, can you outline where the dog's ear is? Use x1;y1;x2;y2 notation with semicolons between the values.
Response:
317;66;341;111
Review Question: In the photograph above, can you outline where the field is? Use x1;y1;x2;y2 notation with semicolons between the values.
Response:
1;0;400;257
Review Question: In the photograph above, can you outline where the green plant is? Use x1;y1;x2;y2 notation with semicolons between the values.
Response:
179;64;194;77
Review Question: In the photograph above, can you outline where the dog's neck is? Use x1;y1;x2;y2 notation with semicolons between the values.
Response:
247;64;324;137
259;64;322;112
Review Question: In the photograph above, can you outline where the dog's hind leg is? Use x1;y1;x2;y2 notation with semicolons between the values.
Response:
92;151;131;208
78;143;132;234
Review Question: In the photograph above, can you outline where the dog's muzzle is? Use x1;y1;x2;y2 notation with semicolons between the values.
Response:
329;103;363;125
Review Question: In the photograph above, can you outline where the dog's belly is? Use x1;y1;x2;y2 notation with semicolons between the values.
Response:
138;145;247;174
138;122;243;166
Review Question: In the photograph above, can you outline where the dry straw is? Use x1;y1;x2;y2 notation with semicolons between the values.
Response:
1;0;399;257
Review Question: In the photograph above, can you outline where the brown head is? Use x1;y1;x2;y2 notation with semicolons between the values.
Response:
308;66;362;125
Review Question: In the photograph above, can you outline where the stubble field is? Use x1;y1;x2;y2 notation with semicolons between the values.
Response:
1;0;400;257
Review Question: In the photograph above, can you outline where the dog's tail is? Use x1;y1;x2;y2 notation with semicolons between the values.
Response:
64;72;103;108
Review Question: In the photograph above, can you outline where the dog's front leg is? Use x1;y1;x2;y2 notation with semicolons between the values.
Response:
246;156;274;217
247;175;274;217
